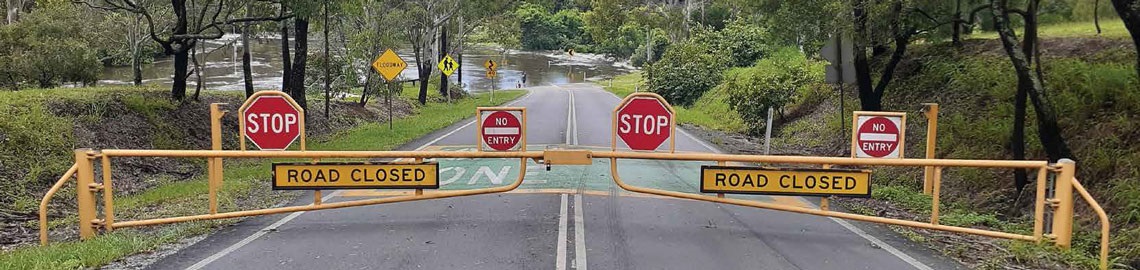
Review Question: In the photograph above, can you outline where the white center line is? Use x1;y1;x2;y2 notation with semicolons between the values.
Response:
573;194;587;270
556;194;569;270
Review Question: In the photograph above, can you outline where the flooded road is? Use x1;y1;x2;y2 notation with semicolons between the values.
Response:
99;35;635;92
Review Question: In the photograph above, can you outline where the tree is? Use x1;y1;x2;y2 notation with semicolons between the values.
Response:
395;0;460;105
1111;0;1140;78
0;2;102;89
80;0;292;101
990;0;1074;169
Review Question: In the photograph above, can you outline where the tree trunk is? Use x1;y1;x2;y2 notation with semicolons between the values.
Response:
291;17;310;110
242;23;254;97
1010;0;1038;193
323;3;331;117
192;44;203;101
169;0;189;101
172;47;190;101
1111;0;1140;78
852;0;881;111
414;45;428;105
992;0;1073;164
439;26;449;97
131;16;143;86
280;14;292;93
953;0;963;46
360;70;373;106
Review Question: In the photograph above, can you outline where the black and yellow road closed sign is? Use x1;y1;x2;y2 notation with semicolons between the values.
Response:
700;166;871;197
272;162;439;190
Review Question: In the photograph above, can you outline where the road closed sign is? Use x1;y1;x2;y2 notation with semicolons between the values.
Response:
478;108;525;151
241;92;304;151
852;112;906;158
272;162;439;190
614;93;674;151
700;166;871;197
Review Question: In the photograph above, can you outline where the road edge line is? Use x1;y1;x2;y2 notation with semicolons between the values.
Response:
186;190;341;270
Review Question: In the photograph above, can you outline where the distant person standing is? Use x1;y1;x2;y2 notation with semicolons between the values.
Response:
521;72;527;86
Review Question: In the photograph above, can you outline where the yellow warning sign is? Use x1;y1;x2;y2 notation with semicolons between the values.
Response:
484;59;496;70
700;166;871;197
438;54;458;77
371;49;407;82
272;162;439;190
486;70;497;78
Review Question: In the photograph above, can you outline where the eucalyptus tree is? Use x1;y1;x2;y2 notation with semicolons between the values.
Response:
1110;0;1140;77
78;0;292;101
392;0;461;105
340;0;402;107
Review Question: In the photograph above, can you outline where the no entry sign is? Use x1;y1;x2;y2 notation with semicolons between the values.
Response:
241;92;305;151
478;108;525;151
852;112;906;158
614;93;674;151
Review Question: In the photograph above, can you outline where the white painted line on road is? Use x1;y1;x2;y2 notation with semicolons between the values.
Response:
825;215;934;270
573;194;588;270
187;190;341;270
570;89;579;145
556;194;569;270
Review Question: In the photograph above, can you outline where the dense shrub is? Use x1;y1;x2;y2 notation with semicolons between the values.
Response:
630;28;669;68
696;19;771;67
645;41;727;106
0;4;101;89
724;47;822;134
516;3;584;51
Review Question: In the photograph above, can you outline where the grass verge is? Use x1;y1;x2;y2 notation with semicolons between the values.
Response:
0;90;526;269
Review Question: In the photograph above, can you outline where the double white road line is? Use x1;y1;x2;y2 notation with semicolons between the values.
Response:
556;85;587;270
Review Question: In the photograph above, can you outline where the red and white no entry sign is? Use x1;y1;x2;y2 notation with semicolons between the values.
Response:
242;93;304;151
854;114;904;158
481;110;523;151
614;94;674;151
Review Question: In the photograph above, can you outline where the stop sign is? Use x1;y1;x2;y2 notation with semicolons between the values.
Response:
243;95;302;151
481;110;522;151
616;96;673;151
855;116;902;158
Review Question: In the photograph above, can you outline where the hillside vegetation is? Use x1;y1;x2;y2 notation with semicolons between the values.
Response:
604;31;1139;268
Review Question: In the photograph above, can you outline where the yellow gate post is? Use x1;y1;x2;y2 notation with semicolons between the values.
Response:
1051;158;1077;248
208;103;226;214
922;103;938;194
75;149;98;240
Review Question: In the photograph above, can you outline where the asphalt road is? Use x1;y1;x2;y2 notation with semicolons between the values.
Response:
149;83;965;270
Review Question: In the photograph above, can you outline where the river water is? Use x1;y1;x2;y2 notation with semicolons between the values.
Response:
99;34;635;92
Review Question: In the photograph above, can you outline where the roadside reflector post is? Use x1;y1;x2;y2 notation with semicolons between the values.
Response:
1051;159;1077;249
75;149;98;240
922;103;939;195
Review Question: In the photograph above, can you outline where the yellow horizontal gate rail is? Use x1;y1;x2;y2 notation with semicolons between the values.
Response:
49;148;1111;269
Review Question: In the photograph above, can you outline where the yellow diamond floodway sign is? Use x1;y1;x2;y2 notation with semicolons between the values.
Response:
372;49;407;82
438;54;458;77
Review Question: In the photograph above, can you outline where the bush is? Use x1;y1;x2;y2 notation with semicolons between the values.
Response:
697;19;771;67
645;41;727;106
724;47;821;134
0;4;102;89
630;28;669;68
516;3;584;51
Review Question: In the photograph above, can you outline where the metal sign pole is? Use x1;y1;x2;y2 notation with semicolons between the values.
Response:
387;82;393;129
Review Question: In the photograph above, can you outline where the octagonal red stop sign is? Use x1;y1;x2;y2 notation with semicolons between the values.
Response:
243;95;302;151
616;96;673;151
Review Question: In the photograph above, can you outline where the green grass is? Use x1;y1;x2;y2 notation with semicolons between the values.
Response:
969;19;1130;39
0;89;526;269
599;72;747;133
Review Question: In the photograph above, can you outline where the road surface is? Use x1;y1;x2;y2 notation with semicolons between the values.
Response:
149;83;964;270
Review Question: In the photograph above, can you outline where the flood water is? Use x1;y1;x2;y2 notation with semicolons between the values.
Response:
99;34;635;92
